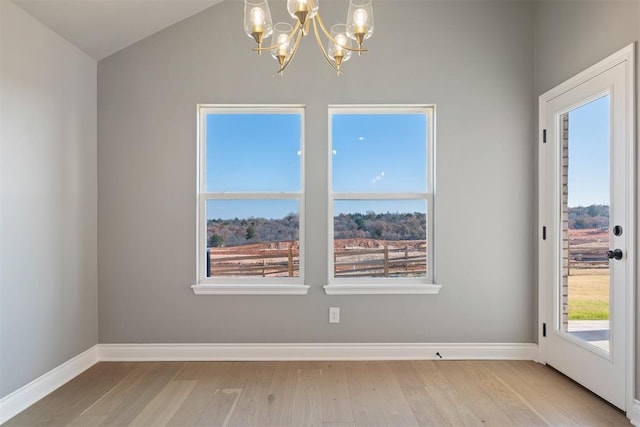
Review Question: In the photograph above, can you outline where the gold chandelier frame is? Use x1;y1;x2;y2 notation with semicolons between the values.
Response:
245;0;373;76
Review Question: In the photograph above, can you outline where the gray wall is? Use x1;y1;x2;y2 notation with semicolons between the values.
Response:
98;0;535;344
0;1;98;398
533;0;639;401
534;0;638;95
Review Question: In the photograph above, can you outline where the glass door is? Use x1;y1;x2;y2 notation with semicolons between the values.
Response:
560;95;611;354
539;45;634;411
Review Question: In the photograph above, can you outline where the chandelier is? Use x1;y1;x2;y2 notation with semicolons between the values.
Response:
243;0;374;75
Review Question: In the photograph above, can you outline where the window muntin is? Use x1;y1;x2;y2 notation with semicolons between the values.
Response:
328;106;434;285
197;105;304;286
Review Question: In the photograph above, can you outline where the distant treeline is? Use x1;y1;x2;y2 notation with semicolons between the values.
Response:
207;212;426;247
207;214;299;247
334;212;426;241
207;205;607;247
569;204;609;229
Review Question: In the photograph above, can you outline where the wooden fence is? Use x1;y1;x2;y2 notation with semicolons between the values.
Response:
207;244;427;278
207;243;606;278
568;247;609;273
334;245;426;278
208;248;298;277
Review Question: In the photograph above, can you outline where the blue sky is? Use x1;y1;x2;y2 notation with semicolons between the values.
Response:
204;103;609;221
206;112;428;220
567;95;610;208
206;113;301;193
205;113;301;220
331;113;427;193
332;113;427;215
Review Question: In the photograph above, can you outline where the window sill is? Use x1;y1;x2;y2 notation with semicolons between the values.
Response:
191;284;310;295
323;283;442;295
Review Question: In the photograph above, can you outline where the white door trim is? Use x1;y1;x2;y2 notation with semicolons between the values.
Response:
538;43;635;413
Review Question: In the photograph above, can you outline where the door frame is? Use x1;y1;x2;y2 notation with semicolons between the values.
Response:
538;43;636;413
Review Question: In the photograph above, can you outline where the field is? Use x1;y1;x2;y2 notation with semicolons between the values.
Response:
567;228;609;270
568;268;609;320
567;228;610;320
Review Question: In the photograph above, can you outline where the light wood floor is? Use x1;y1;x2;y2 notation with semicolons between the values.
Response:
3;360;631;426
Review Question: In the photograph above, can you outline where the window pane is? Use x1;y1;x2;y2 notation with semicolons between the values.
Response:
205;113;301;192
332;113;427;193
206;199;299;278
560;95;611;353
333;200;427;278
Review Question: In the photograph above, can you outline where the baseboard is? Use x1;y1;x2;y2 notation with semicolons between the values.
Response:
0;342;537;423
0;345;99;425
98;342;538;361
630;399;640;426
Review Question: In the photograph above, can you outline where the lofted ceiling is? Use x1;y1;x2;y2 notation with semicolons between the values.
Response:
12;0;226;60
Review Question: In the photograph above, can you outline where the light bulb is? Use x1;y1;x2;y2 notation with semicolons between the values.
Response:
250;7;265;25
335;34;347;54
277;33;289;55
353;8;368;26
328;23;351;67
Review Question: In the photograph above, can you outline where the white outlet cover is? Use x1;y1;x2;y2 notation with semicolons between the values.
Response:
329;307;340;323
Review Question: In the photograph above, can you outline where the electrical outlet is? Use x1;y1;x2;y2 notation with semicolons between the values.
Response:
329;307;340;323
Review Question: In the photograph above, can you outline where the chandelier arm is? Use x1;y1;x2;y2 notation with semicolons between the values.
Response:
312;18;341;75
314;12;368;53
278;25;304;74
303;17;310;35
253;24;300;52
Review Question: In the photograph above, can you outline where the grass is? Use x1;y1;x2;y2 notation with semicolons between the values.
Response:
567;268;609;320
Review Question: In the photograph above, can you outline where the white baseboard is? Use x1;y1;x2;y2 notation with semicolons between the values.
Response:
630;399;640;426
97;342;538;362
0;345;99;425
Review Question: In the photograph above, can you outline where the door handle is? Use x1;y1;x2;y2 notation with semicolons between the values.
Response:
607;249;623;260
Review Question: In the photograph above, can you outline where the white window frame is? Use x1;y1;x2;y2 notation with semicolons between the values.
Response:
325;105;441;295
191;104;309;295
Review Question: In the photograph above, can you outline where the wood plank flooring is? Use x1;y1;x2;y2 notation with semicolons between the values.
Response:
3;361;631;426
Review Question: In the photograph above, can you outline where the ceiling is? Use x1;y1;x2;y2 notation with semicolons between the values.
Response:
12;0;225;60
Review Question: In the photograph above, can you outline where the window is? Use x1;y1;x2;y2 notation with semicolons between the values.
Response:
325;105;440;295
192;105;308;295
